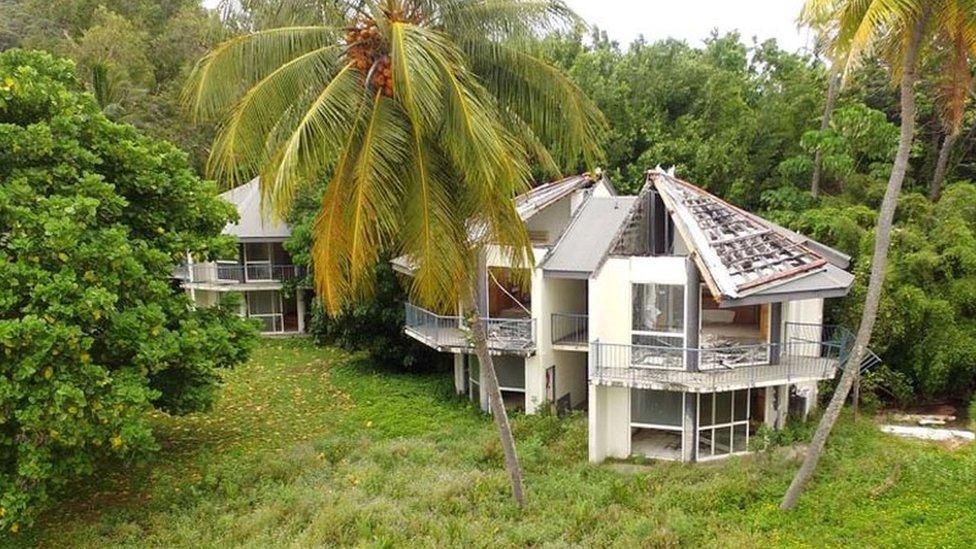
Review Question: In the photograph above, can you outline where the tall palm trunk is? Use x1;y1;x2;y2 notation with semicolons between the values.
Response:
780;14;926;511
812;69;842;198
466;275;526;507
930;130;959;201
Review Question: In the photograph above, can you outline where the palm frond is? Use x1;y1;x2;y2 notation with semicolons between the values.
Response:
401;134;470;313
439;0;579;38
464;38;606;170
259;63;366;218
345;92;412;290
207;45;344;186
184;26;340;121
390;21;450;133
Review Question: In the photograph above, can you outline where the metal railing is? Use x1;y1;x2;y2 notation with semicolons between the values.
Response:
588;321;877;392
404;303;536;352
551;313;588;346
180;263;307;284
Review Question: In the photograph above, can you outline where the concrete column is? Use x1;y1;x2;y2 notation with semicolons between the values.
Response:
524;355;543;414
769;302;782;365
297;290;306;333
478;355;489;412
453;354;465;395
186;252;197;306
764;386;776;428
682;392;698;462
475;251;488;316
684;259;701;372
588;384;603;462
774;384;789;429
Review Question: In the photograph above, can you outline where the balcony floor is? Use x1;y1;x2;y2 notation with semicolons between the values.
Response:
404;326;536;356
592;356;838;393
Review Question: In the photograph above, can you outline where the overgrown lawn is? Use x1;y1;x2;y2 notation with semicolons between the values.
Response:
17;339;976;547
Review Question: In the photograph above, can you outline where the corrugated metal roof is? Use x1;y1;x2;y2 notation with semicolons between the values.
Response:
542;196;639;277
219;178;291;241
650;170;853;303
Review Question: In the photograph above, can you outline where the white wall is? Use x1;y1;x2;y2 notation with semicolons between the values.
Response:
588;256;689;345
525;195;573;246
783;298;825;358
588;258;631;344
588;385;630;461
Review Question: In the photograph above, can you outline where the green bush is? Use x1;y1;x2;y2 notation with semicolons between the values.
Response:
969;395;976;430
0;49;258;532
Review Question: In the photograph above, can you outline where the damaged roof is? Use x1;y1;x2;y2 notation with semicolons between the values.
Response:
649;170;853;304
542;196;639;278
219;178;291;241
393;173;600;275
515;174;597;220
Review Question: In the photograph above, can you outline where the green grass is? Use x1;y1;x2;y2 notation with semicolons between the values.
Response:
15;338;976;547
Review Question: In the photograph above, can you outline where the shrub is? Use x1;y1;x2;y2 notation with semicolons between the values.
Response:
0;49;258;532
969;395;976;430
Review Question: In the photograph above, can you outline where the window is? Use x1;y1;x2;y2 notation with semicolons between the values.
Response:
247;291;283;333
697;389;751;460
631;389;684;428
632;283;684;348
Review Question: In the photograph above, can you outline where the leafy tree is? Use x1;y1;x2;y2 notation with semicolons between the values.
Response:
186;0;604;507
0;49;258;532
538;30;825;204
782;0;975;511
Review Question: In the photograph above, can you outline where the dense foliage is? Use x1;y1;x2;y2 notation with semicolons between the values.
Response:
0;50;258;532
541;30;976;406
3;1;975;406
0;0;227;171
283;186;445;372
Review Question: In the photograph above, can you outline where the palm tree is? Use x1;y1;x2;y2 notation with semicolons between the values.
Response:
782;0;976;510
184;0;604;507
930;4;976;201
802;3;843;199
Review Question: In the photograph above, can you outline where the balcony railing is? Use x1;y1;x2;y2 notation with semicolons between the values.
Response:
404;303;536;353
180;263;307;284
551;313;588;347
589;322;863;392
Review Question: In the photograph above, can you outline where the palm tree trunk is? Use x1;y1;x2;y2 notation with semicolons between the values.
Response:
811;70;842;199
930;130;959;201
466;278;526;507
780;14;926;511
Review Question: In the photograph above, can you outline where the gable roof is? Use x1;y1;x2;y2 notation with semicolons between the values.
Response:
542;196;639;278
649;170;853;305
392;173;599;275
515;174;596;220
219;178;291;242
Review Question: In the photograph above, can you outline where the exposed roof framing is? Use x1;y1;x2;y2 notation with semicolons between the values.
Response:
514;174;595;221
650;170;846;302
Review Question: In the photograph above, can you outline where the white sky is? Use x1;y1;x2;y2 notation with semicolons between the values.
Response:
203;0;814;52
566;0;812;52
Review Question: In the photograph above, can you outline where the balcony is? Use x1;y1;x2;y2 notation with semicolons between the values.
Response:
589;323;862;393
551;313;588;350
404;303;536;354
180;263;307;285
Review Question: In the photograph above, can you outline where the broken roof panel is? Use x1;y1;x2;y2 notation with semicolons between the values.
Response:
542;196;639;278
515;175;593;220
219;178;291;241
650;171;852;303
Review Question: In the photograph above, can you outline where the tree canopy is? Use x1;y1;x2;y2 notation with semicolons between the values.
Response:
0;49;258;532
